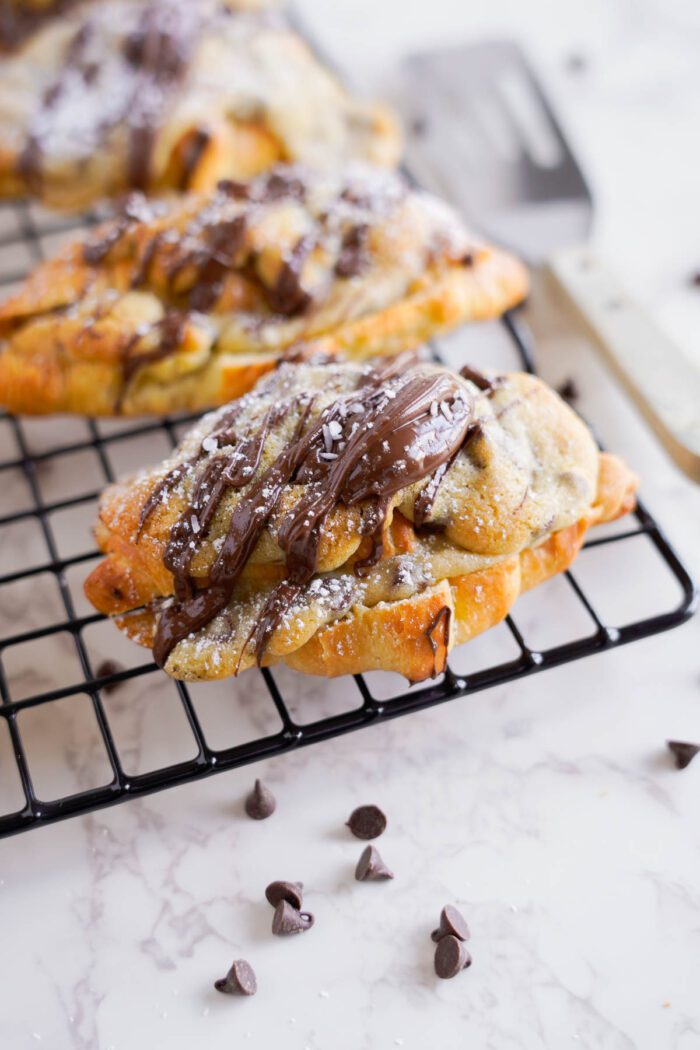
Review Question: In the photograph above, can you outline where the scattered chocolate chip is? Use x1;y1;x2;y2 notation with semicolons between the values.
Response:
244;779;276;820
355;845;394;882
265;880;304;910
95;659;124;693
346;804;387;840
564;52;587;74
214;959;257;996
461;252;475;267
271;900;314;936
556;377;579;402
667;740;700;770
430;905;470;943
434;935;472;979
690;272;700;288
410;115;428;137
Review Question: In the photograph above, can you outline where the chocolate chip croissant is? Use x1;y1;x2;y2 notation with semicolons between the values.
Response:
0;0;398;209
0;165;528;416
84;357;638;682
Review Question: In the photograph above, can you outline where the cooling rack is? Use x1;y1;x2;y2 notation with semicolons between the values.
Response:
0;195;696;840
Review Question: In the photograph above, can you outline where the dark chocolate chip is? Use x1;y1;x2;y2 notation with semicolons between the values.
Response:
431;905;470;943
265;880;304;910
564;52;588;74
690;272;700;288
355;845;394;882
214;959;257;996
95;659;124;694
667;740;700;770
556;377;579;402
410;115;428;137
244;779;276;820
346;804;387;840
271;900;314;936
434;935;472;979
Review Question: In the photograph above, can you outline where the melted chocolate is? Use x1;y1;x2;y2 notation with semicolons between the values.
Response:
265;236;314;317
178;128;211;191
119;311;187;408
184;215;248;312
152;365;474;668
0;0;82;52
426;605;451;676
335;224;370;278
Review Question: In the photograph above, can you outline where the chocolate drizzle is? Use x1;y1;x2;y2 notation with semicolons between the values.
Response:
18;1;201;192
151;364;474;668
118;311;188;409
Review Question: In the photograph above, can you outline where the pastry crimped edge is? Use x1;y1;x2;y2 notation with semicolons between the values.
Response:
0;245;528;417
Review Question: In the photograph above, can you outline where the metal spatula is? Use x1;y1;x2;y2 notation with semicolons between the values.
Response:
400;40;700;482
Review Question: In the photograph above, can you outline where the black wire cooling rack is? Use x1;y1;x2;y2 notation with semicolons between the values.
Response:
0;197;696;840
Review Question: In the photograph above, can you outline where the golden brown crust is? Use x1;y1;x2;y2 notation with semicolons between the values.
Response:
0;166;528;416
0;0;399;209
83;356;637;683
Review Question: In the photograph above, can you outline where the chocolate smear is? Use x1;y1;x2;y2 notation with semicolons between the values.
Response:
431;905;470;943
355;845;394;882
214;959;257;996
244;779;276;820
265;880;304;910
434;935;472;979
556;377;579;402
667;740;699;770
346;804;387;840
95;658;125;694
271;900;314;936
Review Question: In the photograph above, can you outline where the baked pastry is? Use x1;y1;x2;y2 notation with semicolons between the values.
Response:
0;0;399;208
0;165;528;416
84;356;638;682
0;0;275;53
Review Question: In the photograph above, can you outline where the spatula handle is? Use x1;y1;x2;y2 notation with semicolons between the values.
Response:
545;244;700;483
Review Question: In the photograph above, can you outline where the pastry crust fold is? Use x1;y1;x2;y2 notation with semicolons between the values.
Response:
0;166;528;416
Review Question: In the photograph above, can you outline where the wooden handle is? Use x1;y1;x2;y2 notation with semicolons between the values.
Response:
545;244;700;483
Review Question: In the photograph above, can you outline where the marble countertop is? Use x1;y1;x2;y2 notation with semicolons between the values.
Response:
1;2;699;1048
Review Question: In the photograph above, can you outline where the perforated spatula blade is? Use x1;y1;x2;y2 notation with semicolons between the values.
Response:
401;40;700;482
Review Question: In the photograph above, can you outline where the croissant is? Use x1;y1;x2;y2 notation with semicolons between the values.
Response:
0;0;399;208
0;165;528;415
84;356;638;682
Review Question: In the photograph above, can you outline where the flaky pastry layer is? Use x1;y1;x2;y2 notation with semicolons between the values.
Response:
0;165;528;416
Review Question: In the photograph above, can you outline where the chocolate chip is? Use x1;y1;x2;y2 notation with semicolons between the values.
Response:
244;779;276;820
355;845;394;882
564;52;587;74
346;804;387;840
214;959;257;996
95;659;124;694
556;378;579;402
271;900;314;936
434;935;472;979
410;115;428;137
690;272;700;288
667;740;700;770
431;905;470;943
265;880;304;910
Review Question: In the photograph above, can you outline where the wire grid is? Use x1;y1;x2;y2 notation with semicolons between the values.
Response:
0;199;696;840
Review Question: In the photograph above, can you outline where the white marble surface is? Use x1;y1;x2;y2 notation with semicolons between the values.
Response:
1;2;700;1048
